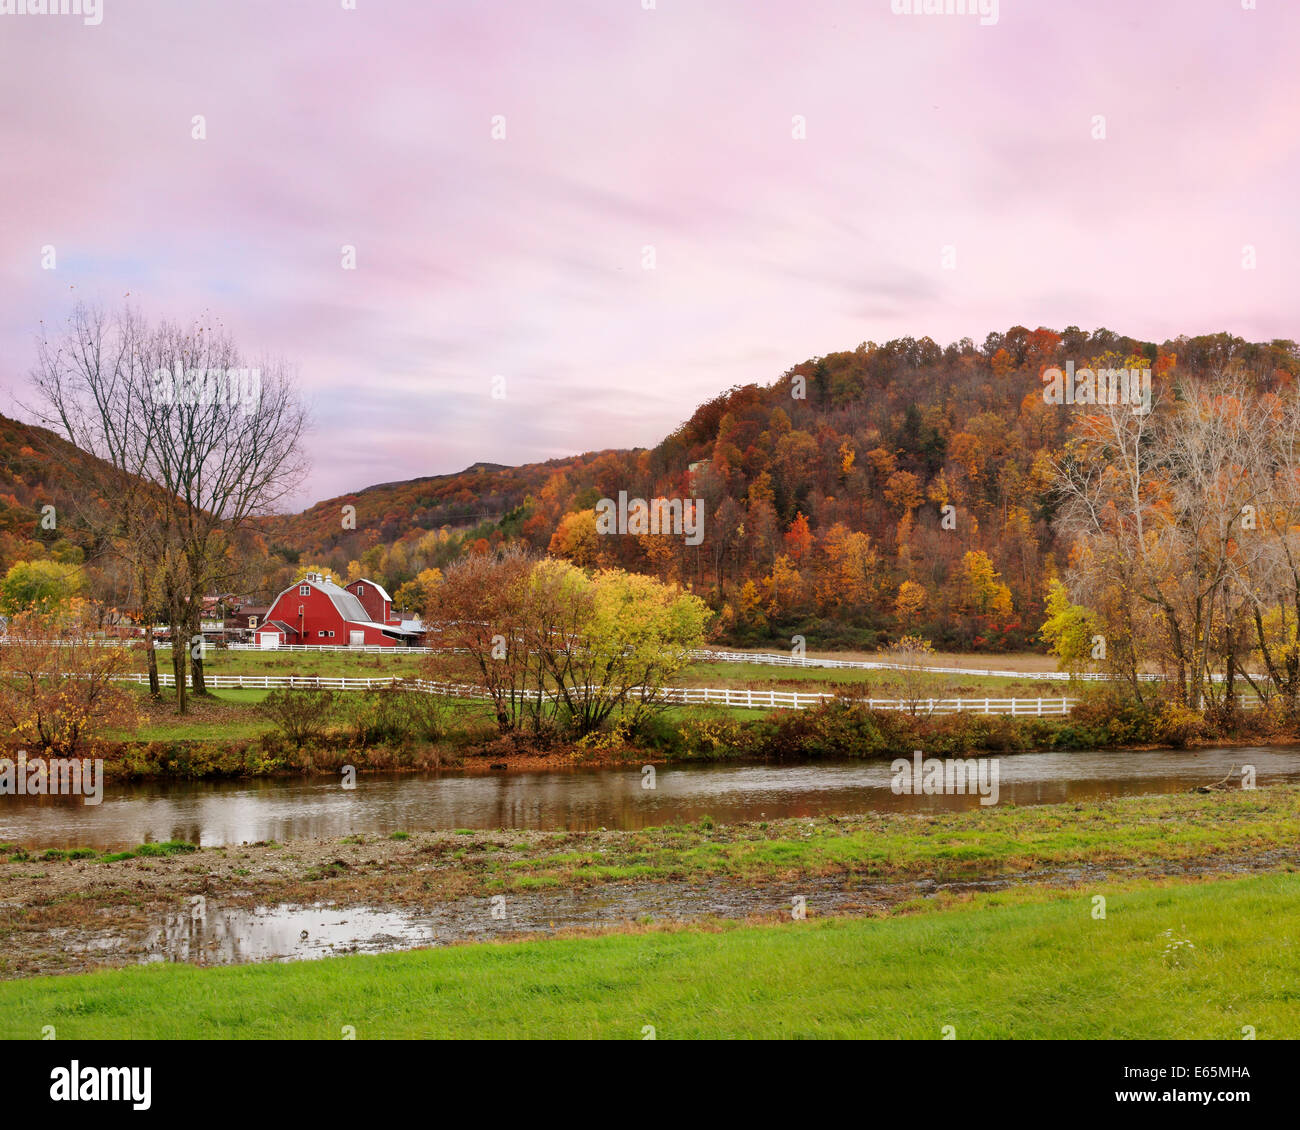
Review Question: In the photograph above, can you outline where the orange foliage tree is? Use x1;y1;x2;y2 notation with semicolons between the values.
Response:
0;608;137;755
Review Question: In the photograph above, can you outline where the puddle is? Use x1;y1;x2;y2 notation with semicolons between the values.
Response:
135;904;438;964
90;874;1054;967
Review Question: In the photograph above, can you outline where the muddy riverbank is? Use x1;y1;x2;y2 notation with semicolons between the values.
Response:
2;785;1296;980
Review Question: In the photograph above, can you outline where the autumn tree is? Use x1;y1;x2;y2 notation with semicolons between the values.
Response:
0;608;136;755
880;635;939;715
421;547;540;734
529;561;712;736
894;579;927;623
0;560;83;615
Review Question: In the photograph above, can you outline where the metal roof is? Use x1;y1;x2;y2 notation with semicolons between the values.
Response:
322;585;371;623
276;575;374;624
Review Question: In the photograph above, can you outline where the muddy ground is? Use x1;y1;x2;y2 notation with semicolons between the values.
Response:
3;811;1298;980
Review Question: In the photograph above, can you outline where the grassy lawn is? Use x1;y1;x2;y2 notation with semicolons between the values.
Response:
130;649;425;678
708;646;1062;671
1;872;1294;1039
106;687;276;742
107;685;499;743
680;659;1066;698
128;645;1061;701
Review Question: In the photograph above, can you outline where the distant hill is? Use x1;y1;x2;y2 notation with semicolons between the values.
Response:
266;452;629;560
259;326;1300;649
9;326;1300;650
0;412;119;566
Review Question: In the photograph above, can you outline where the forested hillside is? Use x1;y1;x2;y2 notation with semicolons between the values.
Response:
0;414;111;573
267;326;1300;651
7;326;1298;651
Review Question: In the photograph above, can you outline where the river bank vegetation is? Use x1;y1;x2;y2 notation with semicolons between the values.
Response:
67;681;1284;781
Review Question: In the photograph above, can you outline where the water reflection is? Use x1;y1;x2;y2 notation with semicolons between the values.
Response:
139;904;437;964
131;879;909;966
2;746;1297;849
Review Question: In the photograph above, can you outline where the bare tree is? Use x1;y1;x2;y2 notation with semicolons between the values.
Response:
28;305;167;696
29;304;309;713
1054;369;1265;708
135;318;308;708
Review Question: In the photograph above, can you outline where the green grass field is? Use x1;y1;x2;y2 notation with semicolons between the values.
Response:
482;787;1300;889
131;644;1061;699
2;873;1294;1039
682;659;1066;698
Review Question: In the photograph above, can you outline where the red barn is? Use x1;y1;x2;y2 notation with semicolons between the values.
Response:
345;578;397;625
254;573;423;648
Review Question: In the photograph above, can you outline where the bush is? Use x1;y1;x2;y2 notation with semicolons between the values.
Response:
340;687;406;748
389;683;451;743
256;689;336;750
639;709;753;760
1152;702;1205;748
1064;685;1164;746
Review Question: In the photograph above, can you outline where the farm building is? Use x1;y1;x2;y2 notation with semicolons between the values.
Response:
254;573;424;648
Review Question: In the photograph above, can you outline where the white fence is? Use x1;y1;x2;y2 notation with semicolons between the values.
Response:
114;672;1080;715
219;642;1091;673
689;648;1182;681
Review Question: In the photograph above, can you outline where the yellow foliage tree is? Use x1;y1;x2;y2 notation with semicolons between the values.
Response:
894;579;927;622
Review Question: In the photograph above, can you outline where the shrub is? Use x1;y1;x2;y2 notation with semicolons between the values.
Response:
389;683;451;743
256;689;336;750
643;710;753;760
1152;702;1205;748
1065;685;1163;746
339;687;405;748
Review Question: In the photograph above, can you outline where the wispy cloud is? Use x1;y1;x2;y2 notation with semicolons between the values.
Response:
1;0;1297;508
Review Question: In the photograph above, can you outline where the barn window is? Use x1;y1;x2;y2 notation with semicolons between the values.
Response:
299;585;310;596
248;616;258;628
357;585;365;595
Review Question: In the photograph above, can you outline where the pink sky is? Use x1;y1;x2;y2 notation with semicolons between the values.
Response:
2;0;1297;509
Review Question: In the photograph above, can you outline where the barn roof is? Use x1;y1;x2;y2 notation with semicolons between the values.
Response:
322;585;370;623
274;575;375;624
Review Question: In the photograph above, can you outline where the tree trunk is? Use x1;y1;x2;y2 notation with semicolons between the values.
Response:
170;602;187;714
145;631;160;698
188;602;208;696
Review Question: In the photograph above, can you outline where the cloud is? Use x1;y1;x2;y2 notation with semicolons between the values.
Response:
1;0;1297;509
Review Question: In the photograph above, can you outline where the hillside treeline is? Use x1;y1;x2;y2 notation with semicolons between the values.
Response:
272;327;1300;651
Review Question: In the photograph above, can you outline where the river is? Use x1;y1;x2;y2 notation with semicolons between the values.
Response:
2;745;1296;849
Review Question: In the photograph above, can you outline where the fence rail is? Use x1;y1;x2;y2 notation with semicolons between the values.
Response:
689;648;1182;680
113;672;1085;714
